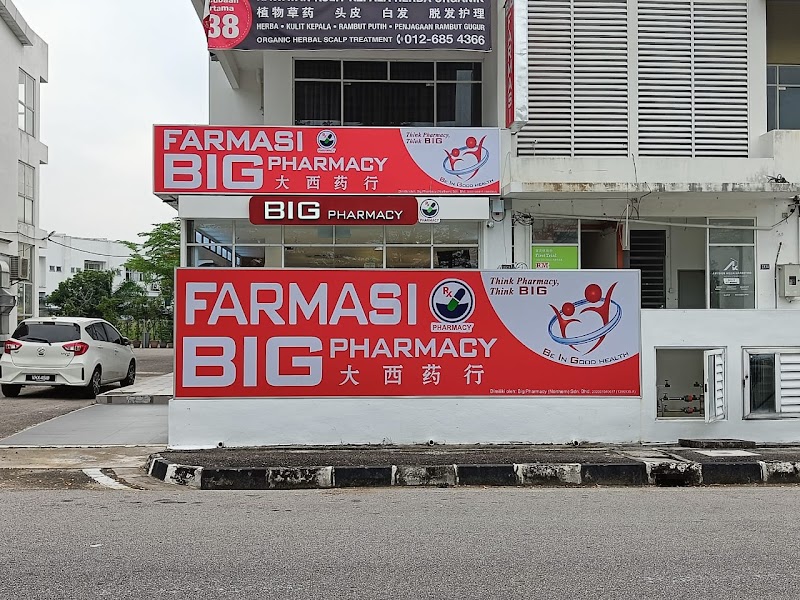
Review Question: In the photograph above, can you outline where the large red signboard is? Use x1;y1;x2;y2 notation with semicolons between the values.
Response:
175;269;641;399
153;126;500;196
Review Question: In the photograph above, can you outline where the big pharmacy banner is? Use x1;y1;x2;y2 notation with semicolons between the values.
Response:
203;0;492;51
153;126;501;196
175;269;641;399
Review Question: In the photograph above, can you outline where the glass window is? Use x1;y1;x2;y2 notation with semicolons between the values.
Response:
390;62;435;81
778;65;800;86
708;219;755;244
777;87;800;130
18;69;35;136
333;247;383;268
433;222;480;244
103;323;123;344
334;226;383;245
285;246;334;268
295;60;482;127
295;81;341;126
13;322;80;343
533;219;579;244
386;224;432;245
17;162;35;225
187;245;232;267
344;61;388;80
295;60;341;79
436;62;482;81
235;246;282;268
234;221;281;245
709;246;756;309
387;247;431;268
86;324;107;341
189;219;233;245
749;353;776;414
284;226;333;244
344;82;434;127
434;248;477;269
437;83;482;127
767;64;800;131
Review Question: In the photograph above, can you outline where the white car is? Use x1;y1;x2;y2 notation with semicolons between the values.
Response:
0;317;136;399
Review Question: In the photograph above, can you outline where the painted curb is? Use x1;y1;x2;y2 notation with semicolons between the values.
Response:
146;455;800;490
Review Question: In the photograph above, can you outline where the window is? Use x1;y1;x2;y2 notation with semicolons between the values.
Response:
18;69;35;136
294;60;482;127
84;261;105;271
744;349;800;417
71;267;81;274
102;323;123;344
18;162;34;225
12;321;80;343
86;323;109;342
767;65;800;131
532;219;579;270
49;266;55;272
16;243;35;322
708;218;755;309
186;219;480;269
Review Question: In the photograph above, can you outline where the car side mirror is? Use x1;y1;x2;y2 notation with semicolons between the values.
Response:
121;337;131;346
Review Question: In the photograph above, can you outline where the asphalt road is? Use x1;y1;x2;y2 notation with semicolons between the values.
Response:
1;486;798;600
0;348;173;439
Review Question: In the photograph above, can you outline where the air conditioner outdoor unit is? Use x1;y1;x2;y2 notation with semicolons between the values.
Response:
150;282;160;292
10;256;30;281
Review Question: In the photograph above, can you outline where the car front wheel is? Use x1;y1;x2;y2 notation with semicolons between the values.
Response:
121;361;136;387
1;384;21;398
82;367;102;399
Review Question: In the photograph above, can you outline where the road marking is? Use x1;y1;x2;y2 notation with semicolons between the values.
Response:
82;468;133;490
695;450;759;457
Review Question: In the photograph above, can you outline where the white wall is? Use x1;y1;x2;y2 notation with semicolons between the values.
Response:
41;235;138;296
168;309;800;449
0;0;48;335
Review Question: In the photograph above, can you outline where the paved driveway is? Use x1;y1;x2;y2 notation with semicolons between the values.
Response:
0;404;168;446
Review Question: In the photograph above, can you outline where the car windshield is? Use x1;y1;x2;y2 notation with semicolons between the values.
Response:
12;322;81;343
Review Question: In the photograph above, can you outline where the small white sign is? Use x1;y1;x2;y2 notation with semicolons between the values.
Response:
695;450;759;457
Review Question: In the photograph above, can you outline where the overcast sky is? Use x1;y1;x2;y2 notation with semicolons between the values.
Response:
14;0;208;244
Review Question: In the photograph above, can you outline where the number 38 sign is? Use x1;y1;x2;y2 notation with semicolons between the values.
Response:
201;0;492;52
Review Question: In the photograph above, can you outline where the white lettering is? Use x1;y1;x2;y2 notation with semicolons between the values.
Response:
183;337;236;387
209;282;247;325
266;337;322;386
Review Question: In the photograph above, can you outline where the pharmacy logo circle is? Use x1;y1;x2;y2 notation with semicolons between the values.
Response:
430;279;475;324
420;199;440;219
317;129;337;151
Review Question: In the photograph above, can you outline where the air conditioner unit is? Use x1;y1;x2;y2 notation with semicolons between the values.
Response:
150;282;161;292
10;256;30;281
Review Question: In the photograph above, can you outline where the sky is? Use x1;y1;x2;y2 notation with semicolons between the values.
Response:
14;0;209;244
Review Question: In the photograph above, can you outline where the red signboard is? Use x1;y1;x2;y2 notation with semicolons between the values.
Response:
505;0;515;129
175;269;641;399
153;126;500;196
248;196;419;225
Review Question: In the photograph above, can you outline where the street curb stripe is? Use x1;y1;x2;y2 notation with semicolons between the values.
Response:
145;455;800;490
82;468;133;490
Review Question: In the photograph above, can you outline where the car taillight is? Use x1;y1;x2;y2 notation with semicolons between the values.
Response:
63;341;89;356
4;340;22;354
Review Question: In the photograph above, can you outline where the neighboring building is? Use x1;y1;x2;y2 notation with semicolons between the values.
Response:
0;0;48;338
40;234;159;309
160;0;800;447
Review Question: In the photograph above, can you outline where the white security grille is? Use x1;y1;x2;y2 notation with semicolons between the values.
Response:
637;0;749;157
779;352;800;413
519;0;629;156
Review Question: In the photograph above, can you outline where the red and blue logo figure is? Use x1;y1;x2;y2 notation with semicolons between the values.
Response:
443;136;490;181
548;283;621;354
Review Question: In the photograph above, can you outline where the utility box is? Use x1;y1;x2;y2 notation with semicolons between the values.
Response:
778;264;800;299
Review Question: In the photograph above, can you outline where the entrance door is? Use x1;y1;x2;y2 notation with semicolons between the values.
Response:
678;270;706;309
703;349;726;422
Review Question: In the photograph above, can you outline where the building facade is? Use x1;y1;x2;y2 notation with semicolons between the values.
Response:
163;0;800;447
0;0;48;338
39;234;159;314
